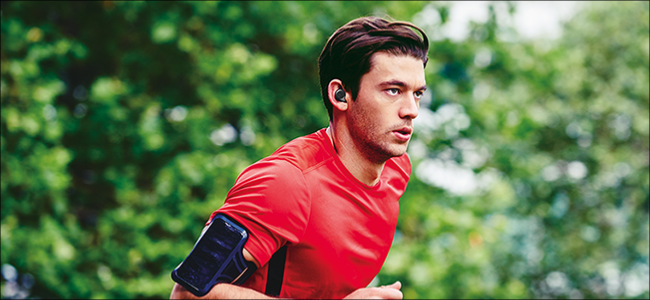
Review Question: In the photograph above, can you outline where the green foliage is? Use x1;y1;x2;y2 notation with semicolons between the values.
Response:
1;1;648;299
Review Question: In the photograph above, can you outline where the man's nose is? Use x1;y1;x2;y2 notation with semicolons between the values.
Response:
399;94;419;119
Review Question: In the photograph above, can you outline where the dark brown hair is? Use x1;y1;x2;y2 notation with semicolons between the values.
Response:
318;16;429;120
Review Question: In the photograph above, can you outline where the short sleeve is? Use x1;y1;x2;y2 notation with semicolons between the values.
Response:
209;159;311;266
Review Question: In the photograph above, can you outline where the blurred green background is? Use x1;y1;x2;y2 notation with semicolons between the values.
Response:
1;1;648;299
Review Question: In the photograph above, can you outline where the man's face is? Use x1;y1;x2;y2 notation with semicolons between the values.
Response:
347;52;426;163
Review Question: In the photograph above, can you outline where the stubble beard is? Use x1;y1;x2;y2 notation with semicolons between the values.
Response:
348;110;409;165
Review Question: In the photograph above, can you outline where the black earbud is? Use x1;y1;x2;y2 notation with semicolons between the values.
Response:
335;88;346;102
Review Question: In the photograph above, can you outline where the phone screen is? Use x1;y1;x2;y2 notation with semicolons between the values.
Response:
172;215;247;295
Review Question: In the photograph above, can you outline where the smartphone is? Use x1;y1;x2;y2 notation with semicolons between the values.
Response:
171;214;252;297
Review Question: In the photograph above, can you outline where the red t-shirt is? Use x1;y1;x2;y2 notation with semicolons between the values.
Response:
207;128;411;299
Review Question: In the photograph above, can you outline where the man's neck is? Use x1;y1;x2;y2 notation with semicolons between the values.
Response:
326;126;386;186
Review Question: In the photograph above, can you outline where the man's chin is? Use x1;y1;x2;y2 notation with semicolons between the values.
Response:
358;139;409;162
385;144;408;158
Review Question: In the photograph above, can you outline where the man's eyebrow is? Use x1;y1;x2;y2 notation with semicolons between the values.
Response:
379;80;427;91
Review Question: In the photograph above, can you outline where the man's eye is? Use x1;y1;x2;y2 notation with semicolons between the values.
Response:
387;88;399;96
414;91;424;98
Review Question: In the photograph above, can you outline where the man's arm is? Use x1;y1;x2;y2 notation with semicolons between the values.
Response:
171;243;403;299
170;248;269;299
171;246;402;299
344;281;403;299
170;282;273;299
171;281;403;300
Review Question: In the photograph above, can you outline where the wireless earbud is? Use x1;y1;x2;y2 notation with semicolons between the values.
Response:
335;88;346;102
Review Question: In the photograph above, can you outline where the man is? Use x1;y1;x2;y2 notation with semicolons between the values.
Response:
170;16;428;299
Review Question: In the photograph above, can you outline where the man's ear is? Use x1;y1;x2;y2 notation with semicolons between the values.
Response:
328;79;348;112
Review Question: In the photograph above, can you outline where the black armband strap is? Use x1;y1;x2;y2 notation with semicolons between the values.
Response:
171;214;257;297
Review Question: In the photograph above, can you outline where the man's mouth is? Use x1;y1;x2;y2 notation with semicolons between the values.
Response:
393;127;412;141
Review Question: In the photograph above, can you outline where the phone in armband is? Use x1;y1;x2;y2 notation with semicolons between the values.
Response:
171;214;257;297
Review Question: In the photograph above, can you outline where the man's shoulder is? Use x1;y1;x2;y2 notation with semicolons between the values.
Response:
265;129;333;172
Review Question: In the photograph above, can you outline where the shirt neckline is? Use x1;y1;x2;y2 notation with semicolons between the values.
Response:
316;128;384;191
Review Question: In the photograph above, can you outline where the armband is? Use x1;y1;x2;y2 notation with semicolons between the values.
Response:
171;214;258;297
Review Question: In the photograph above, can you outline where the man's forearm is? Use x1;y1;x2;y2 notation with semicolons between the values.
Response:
170;283;274;299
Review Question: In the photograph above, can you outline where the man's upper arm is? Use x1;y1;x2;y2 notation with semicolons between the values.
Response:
212;159;311;267
242;248;259;268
